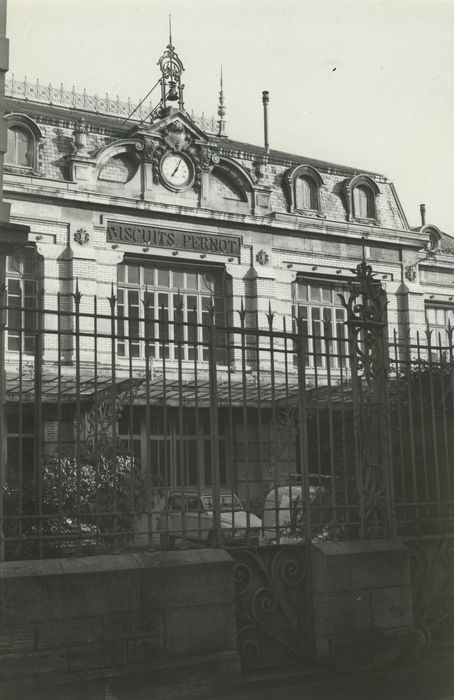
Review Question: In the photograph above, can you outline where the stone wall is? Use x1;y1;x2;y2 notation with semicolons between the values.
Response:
0;549;240;696
311;539;419;670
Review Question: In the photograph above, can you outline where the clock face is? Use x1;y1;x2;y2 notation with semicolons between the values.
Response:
160;153;193;190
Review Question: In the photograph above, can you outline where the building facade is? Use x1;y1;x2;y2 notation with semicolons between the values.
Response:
2;40;454;533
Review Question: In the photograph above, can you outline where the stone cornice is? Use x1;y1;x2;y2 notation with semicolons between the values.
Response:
5;177;426;250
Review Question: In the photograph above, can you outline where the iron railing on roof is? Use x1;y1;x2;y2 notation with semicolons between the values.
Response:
5;75;218;133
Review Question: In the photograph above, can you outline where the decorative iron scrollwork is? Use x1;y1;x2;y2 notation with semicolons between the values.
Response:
407;538;454;652
230;546;311;670
339;250;391;539
339;257;388;383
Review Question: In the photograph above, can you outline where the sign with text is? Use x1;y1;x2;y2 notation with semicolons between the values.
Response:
106;221;241;257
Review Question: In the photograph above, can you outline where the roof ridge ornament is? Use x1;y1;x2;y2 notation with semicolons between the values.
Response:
217;65;227;137
157;15;185;114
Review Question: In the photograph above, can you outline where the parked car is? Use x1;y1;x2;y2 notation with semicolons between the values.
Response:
157;489;263;548
262;475;332;544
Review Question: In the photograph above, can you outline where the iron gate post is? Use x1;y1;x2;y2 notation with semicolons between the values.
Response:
208;302;222;545
340;251;393;539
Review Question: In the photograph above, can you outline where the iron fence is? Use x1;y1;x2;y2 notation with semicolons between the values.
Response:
0;273;453;560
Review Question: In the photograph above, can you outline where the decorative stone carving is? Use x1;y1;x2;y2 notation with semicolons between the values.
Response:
164;119;191;151
73;118;89;154
405;265;417;282
200;146;212;171
74;228;90;245
143;139;157;163
256;249;269;266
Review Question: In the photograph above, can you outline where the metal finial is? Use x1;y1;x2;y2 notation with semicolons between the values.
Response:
169;14;173;47
217;65;226;137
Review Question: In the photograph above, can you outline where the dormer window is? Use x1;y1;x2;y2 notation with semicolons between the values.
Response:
285;164;324;214
6;127;31;167
4;113;43;173
353;184;375;220
344;174;380;224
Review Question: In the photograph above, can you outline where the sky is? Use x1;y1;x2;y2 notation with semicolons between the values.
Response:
6;0;454;233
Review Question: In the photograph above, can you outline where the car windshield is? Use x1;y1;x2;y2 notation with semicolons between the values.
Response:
202;494;243;511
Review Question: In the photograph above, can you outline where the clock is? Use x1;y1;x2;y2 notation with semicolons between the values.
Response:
160;152;194;191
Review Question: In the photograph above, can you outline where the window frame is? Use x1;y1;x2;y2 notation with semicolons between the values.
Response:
344;174;380;224
5;248;38;355
116;259;228;363
292;277;349;370
425;304;454;347
285;164;324;215
294;176;317;212
4;113;43;174
353;184;376;221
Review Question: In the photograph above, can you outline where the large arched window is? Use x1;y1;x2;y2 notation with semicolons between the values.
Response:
6;127;31;167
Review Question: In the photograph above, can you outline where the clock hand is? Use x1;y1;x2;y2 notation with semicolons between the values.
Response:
171;159;182;177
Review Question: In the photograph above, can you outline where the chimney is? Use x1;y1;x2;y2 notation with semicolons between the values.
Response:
262;91;269;155
420;203;426;226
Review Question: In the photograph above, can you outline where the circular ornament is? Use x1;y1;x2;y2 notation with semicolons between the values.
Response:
160;152;194;191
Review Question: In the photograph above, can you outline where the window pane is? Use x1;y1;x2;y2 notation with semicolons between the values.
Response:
7;254;21;274
16;130;30;166
158;269;170;287
296;283;308;302
127;265;140;285
323;307;332;323
199;273;213;293
143;267;155;286
311;287;321;302
6;128;15;163
321;286;331;303
295;177;313;209
23;253;35;276
354;186;373;218
8;279;21;295
173;270;184;289
426;308;436;324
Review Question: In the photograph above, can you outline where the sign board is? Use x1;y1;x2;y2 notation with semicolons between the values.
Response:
106;221;241;257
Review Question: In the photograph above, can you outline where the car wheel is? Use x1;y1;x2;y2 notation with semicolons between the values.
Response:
160;533;175;550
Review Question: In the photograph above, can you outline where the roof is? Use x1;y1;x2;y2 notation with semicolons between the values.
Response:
213;136;384;177
5;94;386;179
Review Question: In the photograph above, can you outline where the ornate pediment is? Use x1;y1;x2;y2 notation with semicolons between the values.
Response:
130;108;210;148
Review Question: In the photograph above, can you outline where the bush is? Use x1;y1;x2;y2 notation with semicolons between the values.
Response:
3;449;147;559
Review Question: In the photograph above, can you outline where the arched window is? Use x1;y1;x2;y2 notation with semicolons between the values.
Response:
353;185;375;219
6;127;32;167
294;177;317;210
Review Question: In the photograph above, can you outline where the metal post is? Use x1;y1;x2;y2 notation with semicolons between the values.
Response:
262;91;270;155
340;255;391;539
208;303;222;545
0;269;6;560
